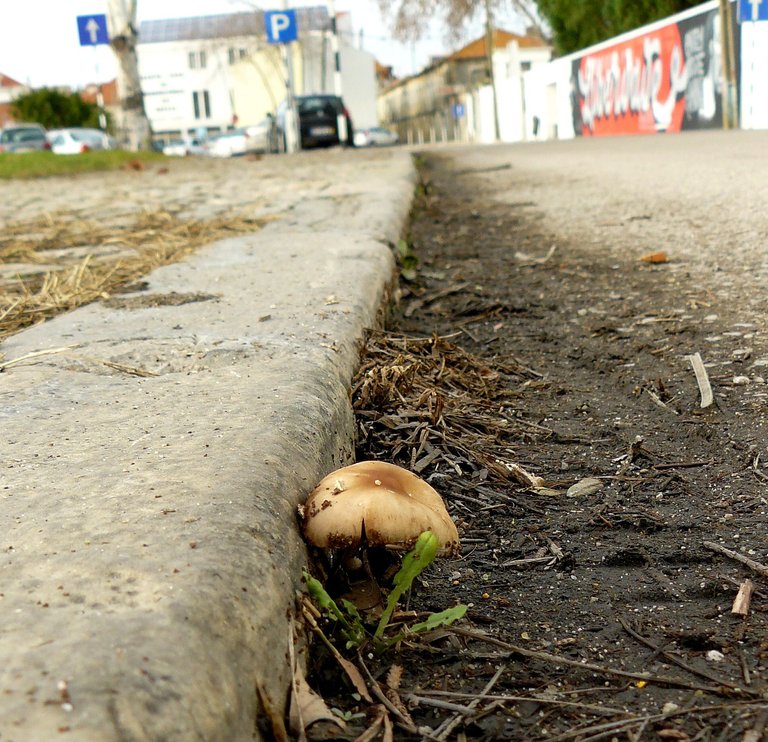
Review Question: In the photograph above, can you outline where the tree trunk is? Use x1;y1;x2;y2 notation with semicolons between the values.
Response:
106;0;151;150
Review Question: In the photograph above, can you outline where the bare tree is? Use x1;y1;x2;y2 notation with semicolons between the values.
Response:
106;0;152;150
376;0;546;43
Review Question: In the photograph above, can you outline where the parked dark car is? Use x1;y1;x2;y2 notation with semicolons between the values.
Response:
0;124;50;153
271;95;354;151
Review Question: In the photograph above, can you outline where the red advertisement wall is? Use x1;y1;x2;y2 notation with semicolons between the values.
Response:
570;5;737;136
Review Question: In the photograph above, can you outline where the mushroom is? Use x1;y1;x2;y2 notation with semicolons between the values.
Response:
301;460;459;554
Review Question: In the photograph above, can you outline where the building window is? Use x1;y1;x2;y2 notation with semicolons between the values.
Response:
188;51;207;70
192;91;211;119
228;48;236;65
520;61;531;72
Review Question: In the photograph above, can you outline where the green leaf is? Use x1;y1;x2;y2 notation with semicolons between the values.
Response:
303;571;366;648
385;604;468;648
410;604;467;634
374;531;438;642
395;239;419;281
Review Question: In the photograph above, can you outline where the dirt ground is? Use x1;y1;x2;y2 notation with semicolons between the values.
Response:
305;143;768;740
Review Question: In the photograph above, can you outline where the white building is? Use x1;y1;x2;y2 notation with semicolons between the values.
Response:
137;8;378;141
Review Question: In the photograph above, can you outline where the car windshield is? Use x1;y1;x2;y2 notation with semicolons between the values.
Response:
297;97;339;114
1;128;44;143
70;130;101;142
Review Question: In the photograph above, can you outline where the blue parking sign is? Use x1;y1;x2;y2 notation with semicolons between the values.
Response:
265;10;298;43
77;15;109;46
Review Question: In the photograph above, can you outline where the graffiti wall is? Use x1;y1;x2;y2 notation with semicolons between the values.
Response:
570;4;738;136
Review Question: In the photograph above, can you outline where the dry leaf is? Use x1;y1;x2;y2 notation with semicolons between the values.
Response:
497;461;545;488
656;729;689;741
566;478;603;498
385;664;403;690
354;705;389;742
289;664;343;736
335;655;374;703
639;251;668;263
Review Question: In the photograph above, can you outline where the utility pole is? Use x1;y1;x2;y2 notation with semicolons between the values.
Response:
327;0;348;144
106;0;151;149
484;0;501;141
280;0;299;152
718;0;738;128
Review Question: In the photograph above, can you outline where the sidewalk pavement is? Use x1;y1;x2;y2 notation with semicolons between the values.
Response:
0;149;416;740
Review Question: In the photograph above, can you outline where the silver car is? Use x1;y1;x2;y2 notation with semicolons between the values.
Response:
0;124;51;153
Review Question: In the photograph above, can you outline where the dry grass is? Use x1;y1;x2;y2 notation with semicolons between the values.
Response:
0;209;270;343
352;330;551;484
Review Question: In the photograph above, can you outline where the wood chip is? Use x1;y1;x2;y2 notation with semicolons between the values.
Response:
731;579;754;617
685;352;713;408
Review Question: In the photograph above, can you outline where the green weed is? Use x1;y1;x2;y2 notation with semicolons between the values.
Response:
303;530;466;653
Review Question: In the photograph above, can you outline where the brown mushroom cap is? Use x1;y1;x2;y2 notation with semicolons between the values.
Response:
302;461;459;553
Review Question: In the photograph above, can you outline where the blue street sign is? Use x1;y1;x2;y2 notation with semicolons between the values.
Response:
452;103;466;119
739;0;768;21
77;14;109;46
265;10;298;44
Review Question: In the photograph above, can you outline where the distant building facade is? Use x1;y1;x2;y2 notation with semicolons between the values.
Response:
137;8;378;141
0;73;28;127
378;30;551;145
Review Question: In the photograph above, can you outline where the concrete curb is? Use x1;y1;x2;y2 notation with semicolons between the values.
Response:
0;151;416;740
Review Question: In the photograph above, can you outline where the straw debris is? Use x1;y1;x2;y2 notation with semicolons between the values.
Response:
351;330;550;484
0;209;270;340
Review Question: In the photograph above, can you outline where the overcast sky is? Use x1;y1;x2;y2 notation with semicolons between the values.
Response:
0;0;527;89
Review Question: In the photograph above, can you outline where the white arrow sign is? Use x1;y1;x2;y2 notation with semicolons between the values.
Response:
86;18;101;44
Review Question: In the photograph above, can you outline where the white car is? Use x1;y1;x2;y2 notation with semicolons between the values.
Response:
162;137;208;157
353;126;399;147
48;128;111;154
207;127;268;158
243;118;274;154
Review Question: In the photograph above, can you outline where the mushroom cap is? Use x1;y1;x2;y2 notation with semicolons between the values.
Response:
302;461;459;553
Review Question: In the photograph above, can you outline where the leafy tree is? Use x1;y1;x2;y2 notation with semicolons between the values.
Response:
535;0;703;53
12;88;103;129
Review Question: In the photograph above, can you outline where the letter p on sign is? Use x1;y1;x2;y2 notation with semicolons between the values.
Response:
265;10;298;44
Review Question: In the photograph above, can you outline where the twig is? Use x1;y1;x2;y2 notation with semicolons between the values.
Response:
403;694;476;715
732;579;755;617
617;617;742;690
644;387;679;414
704;541;768;578
751;454;768;483
739;649;752;687
407;690;624;717
448;627;733;694
356;655;434;739
545;702;768;742
652;460;712;471
686;352;713;408
0;346;73;371
431;664;505;741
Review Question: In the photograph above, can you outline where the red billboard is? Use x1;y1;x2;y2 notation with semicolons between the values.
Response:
570;6;736;136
